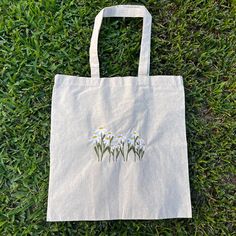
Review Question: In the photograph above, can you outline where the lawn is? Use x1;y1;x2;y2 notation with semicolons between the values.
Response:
1;0;235;235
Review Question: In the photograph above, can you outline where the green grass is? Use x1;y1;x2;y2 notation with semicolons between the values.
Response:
1;0;235;235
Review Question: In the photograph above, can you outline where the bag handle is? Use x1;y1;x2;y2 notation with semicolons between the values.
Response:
89;5;152;78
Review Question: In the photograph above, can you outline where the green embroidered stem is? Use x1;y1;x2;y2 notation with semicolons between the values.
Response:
94;146;99;161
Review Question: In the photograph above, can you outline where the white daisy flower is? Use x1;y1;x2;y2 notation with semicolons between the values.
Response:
116;134;126;144
95;127;107;136
131;131;139;138
90;134;101;145
135;138;145;150
106;131;114;139
103;136;111;146
127;137;135;146
136;138;145;146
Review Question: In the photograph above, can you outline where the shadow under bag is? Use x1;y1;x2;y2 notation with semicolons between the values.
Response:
47;5;192;221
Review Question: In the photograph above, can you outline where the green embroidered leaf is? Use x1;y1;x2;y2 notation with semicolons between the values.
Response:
103;147;109;155
97;143;102;152
94;147;99;158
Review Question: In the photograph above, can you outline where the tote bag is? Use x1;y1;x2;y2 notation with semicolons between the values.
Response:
47;5;192;221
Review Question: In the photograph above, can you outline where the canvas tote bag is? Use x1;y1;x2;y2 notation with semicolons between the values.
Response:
47;5;192;221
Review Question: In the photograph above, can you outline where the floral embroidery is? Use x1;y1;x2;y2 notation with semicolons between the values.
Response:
90;127;146;162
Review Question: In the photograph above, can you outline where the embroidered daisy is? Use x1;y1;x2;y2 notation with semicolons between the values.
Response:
137;138;145;145
127;137;135;146
131;131;139;138
103;136;111;146
95;127;107;136
90;134;101;145
116;134;126;144
136;138;145;150
106;131;114;139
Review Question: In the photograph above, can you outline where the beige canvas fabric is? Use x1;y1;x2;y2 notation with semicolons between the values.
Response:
47;5;192;221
